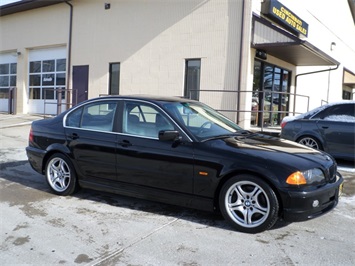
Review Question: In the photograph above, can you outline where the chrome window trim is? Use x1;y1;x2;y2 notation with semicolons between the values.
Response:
63;97;193;142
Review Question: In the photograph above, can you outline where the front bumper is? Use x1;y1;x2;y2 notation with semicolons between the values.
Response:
26;146;46;174
281;172;343;222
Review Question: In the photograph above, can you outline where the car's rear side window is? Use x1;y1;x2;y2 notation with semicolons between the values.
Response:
66;101;117;132
313;103;355;121
66;107;82;127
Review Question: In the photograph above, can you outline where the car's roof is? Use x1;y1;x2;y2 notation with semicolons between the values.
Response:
298;100;355;119
92;94;198;104
59;95;200;118
281;100;355;123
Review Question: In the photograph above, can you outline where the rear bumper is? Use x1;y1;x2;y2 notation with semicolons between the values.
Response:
26;146;46;174
281;173;343;222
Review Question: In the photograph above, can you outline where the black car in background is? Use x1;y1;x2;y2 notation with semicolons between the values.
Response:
281;101;355;162
26;95;343;233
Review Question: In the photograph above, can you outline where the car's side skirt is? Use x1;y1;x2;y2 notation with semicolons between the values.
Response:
78;180;215;212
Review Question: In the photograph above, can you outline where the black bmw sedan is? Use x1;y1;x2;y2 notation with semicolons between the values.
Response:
26;95;343;233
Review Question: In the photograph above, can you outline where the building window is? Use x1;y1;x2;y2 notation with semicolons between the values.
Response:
28;59;66;100
109;63;120;95
184;59;201;100
0;63;17;99
343;90;352;100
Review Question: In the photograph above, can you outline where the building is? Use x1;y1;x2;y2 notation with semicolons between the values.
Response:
1;0;355;129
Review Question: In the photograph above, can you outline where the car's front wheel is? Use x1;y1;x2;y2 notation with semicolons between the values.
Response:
219;175;279;233
45;153;77;196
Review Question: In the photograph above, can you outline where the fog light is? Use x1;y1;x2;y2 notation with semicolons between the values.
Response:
312;200;319;208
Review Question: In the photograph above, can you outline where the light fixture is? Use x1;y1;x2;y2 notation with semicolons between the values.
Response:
330;42;336;51
12;51;21;57
256;49;267;60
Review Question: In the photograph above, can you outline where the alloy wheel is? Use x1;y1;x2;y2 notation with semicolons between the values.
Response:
298;137;320;149
47;157;71;193
224;181;270;228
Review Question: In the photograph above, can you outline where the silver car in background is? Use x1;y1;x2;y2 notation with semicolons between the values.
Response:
281;101;355;162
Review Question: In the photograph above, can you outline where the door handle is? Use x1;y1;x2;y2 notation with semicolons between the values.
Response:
68;133;79;140
322;126;329;129
118;140;132;147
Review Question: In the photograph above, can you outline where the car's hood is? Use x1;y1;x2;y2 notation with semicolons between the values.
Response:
207;133;334;167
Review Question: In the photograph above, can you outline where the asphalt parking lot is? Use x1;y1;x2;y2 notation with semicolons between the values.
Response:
1;114;354;266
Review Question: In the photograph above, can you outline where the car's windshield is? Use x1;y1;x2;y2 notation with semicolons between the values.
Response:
163;101;243;140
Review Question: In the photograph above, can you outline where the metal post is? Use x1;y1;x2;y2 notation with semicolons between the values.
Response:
8;87;16;114
57;89;62;115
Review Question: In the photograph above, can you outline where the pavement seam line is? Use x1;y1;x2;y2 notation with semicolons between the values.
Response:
0;121;41;129
88;216;181;266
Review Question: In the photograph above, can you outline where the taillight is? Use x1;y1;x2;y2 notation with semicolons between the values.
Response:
281;121;287;129
29;127;34;143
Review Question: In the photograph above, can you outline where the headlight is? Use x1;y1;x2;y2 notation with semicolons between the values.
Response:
286;168;325;185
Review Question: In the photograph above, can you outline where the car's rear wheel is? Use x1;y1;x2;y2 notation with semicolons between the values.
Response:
219;175;279;233
45;153;77;196
297;136;322;150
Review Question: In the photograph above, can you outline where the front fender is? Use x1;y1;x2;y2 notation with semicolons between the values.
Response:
219;157;285;189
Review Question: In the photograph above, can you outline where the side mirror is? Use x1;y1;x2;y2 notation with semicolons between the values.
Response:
158;130;181;142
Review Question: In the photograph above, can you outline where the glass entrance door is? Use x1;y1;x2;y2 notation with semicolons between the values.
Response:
252;60;290;127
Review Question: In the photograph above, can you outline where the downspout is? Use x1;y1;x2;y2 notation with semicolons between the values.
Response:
237;0;245;124
65;1;73;108
293;64;339;115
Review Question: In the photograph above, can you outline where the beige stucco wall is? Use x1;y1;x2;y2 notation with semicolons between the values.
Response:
0;3;70;113
70;0;244;114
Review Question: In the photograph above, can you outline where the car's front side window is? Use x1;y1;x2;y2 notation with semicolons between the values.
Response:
163;102;242;140
122;101;174;138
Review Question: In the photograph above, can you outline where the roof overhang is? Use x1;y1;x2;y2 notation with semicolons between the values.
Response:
252;15;339;66
0;0;67;17
344;69;355;86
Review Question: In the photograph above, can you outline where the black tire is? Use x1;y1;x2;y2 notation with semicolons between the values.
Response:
219;175;279;233
297;136;322;150
45;153;77;196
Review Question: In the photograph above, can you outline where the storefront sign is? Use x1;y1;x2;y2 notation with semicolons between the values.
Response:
261;0;308;37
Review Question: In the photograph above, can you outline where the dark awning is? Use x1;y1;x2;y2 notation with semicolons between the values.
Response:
348;0;355;24
252;15;339;66
0;0;67;16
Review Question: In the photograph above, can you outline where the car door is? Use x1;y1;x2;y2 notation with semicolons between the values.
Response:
315;103;355;158
115;100;194;193
64;100;118;181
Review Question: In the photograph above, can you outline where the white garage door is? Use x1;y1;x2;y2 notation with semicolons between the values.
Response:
0;53;17;113
28;47;67;115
